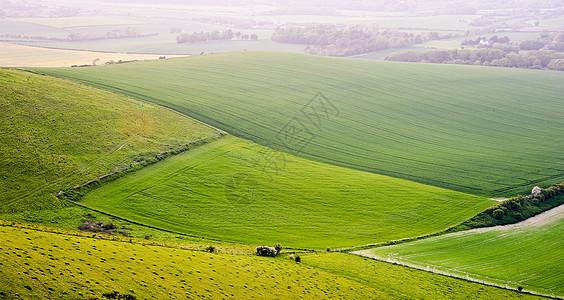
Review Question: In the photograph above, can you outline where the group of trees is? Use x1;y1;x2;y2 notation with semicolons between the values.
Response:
176;29;258;44
272;24;452;57
68;27;153;41
462;32;564;52
386;48;564;70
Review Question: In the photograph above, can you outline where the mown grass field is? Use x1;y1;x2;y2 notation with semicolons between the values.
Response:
0;68;218;214
35;52;564;196
358;202;564;297
80;135;493;249
0;223;546;299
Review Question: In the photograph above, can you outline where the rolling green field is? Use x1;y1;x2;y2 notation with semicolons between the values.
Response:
35;52;564;196
358;203;564;297
301;253;544;300
79;135;492;249
0;223;546;299
0;68;218;214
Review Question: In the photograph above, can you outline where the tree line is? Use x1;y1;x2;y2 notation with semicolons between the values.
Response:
385;48;564;70
176;29;258;44
271;24;454;57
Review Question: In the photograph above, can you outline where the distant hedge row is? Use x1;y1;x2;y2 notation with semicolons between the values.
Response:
385;49;564;70
451;182;564;231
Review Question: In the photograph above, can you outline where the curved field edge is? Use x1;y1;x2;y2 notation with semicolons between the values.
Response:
355;203;564;298
0;68;218;213
0;222;546;299
79;135;494;249
33;51;564;196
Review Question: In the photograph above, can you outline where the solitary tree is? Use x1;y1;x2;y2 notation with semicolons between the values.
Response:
250;33;258;41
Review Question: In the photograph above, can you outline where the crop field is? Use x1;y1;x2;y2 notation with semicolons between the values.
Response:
0;68;218;214
35;52;564;196
360;15;479;30
0;42;185;67
79;135;492;249
10;16;146;28
301;253;544;300
17;35;305;56
357;202;564;297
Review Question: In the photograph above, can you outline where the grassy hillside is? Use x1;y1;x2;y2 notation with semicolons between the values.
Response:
0;223;379;299
358;204;564;297
80;135;492;249
35;52;564;196
0;222;546;299
0;68;218;214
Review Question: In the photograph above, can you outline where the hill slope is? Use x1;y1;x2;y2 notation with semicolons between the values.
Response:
0;222;545;299
0;68;218;213
358;202;564;297
80;135;493;248
35;52;564;196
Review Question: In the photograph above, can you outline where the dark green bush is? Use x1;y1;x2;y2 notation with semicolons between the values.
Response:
492;209;505;220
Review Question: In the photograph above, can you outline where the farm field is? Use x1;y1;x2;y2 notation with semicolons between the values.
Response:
0;68;219;214
35;51;564;196
301;253;544;300
0;42;185;67
11;16;146;28
357;202;564;298
79;135;492;249
19;37;305;56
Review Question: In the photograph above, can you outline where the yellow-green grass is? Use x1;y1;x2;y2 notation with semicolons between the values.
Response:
80;135;493;249
0;224;379;299
35;51;564;196
358;203;564;297
0;42;185;67
0;222;547;299
300;253;545;300
0;68;218;213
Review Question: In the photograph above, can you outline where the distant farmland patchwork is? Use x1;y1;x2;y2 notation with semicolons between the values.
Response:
36;52;564;196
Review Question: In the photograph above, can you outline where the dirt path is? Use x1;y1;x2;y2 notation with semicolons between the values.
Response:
487;198;511;202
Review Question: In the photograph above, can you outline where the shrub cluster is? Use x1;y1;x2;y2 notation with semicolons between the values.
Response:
451;182;564;231
78;220;130;237
102;291;137;300
256;244;282;257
